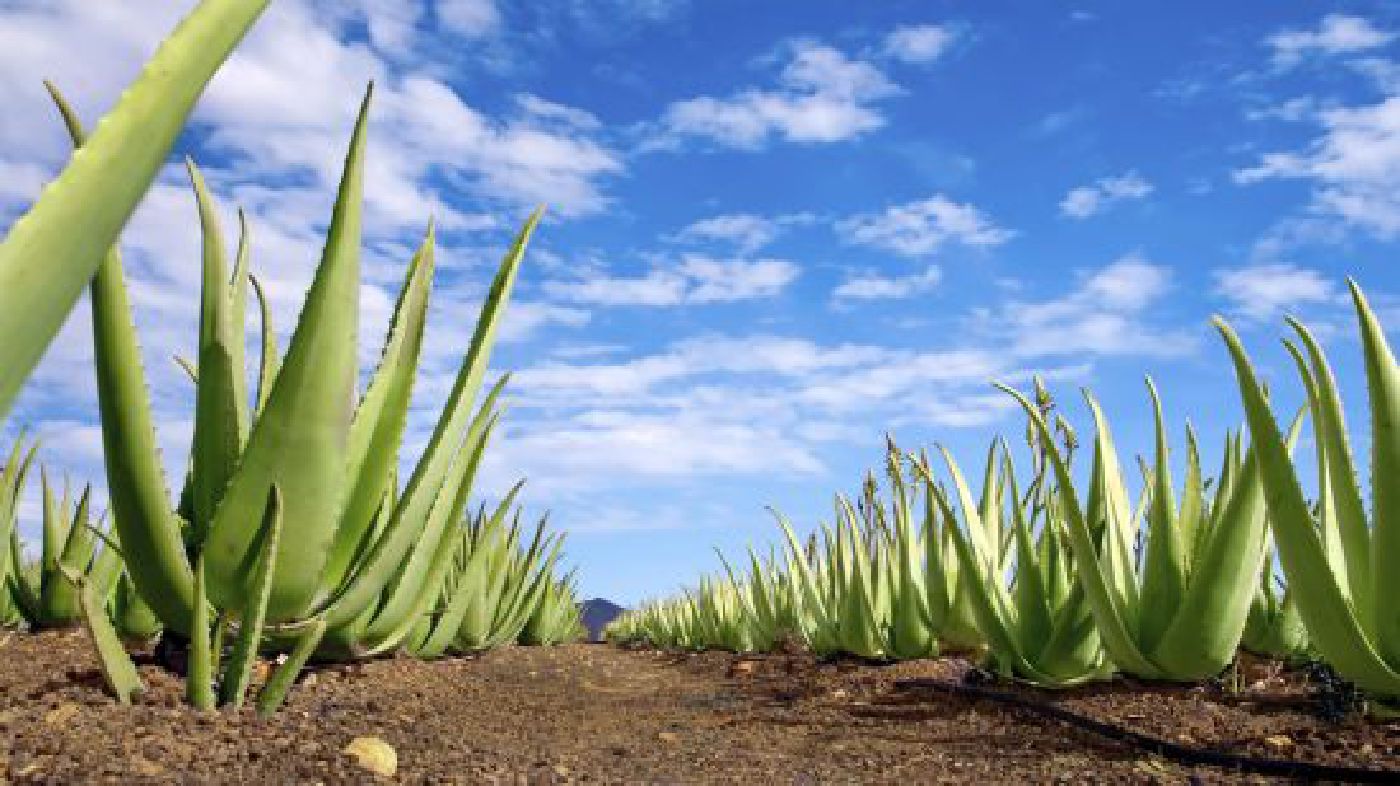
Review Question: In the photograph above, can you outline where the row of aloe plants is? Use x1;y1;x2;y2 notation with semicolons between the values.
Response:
0;0;583;715
608;283;1395;711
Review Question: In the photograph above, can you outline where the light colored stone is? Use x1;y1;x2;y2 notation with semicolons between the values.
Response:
43;703;79;726
343;736;397;778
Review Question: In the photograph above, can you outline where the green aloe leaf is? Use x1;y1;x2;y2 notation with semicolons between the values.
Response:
0;0;270;417
220;486;284;708
203;85;372;621
324;225;437;590
44;81;197;633
186;160;247;543
1137;379;1185;655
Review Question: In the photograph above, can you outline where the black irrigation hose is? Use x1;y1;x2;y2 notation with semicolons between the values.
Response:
893;677;1399;783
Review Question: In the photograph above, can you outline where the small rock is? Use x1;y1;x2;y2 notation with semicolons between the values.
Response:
44;703;80;726
1265;735;1294;750
131;757;165;777
343;736;397;778
302;673;318;687
728;660;756;677
657;732;679;744
553;764;571;777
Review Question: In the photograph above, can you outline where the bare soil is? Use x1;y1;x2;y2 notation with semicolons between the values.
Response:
1;629;1397;784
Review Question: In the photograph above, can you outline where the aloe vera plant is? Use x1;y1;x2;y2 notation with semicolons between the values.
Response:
110;571;163;644
0;0;269;418
0;438;38;625
1242;569;1309;659
5;467;124;630
916;431;1109;687
1000;378;1290;682
433;504;566;654
79;84;539;635
1217;281;1400;700
43;74;545;710
519;571;586;646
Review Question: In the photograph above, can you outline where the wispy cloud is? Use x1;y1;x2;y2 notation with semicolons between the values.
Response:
671;211;817;253
836;195;1011;257
882;24;957;64
1212;263;1340;322
1060;172;1153;219
654;39;902;149
1236;96;1400;238
1267;14;1394;68
832;265;942;303
989;254;1196;359
543;254;799;306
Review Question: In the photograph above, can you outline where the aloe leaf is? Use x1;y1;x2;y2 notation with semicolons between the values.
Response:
39;470;60;588
1008;470;1054;657
1179;424;1205;566
203;86;372;621
65;567;143;704
256;617;325;717
1080;393;1141;624
229;209;253;440
1347;282;1400;667
360;408;507;645
249;273;280;414
0;0;270;417
1137;379;1185;655
0;439;37;594
187;552;215;711
86;521;125;598
1215;317;1400;694
186;160;248;545
320;211;541;626
111;572;162;643
1288;315;1373;633
1282;340;1350;592
324;225;437;589
45;81;196;633
220;486;283;708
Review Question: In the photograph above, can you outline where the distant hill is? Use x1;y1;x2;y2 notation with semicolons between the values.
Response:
578;598;625;641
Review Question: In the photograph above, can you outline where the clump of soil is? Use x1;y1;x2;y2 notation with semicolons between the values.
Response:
1;629;1396;783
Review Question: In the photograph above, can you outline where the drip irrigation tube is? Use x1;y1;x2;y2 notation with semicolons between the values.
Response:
893;678;1398;783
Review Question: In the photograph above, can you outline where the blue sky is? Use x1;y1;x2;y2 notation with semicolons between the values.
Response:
2;1;1398;605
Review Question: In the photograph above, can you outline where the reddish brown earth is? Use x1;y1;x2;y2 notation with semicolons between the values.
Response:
1;629;1397;783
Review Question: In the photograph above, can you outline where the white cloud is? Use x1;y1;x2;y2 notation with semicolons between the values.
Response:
515;93;602;130
676;214;779;252
1212;264;1339;322
883;24;956;64
1236;96;1400;238
832;265;942;303
992;254;1195;359
657;40;900;148
1245;96;1318;123
836;195;1011;257
1268;14;1394;68
1059;172;1153;219
435;0;501;39
543;255;799;306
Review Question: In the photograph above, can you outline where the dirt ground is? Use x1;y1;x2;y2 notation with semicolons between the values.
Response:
1;629;1397;784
